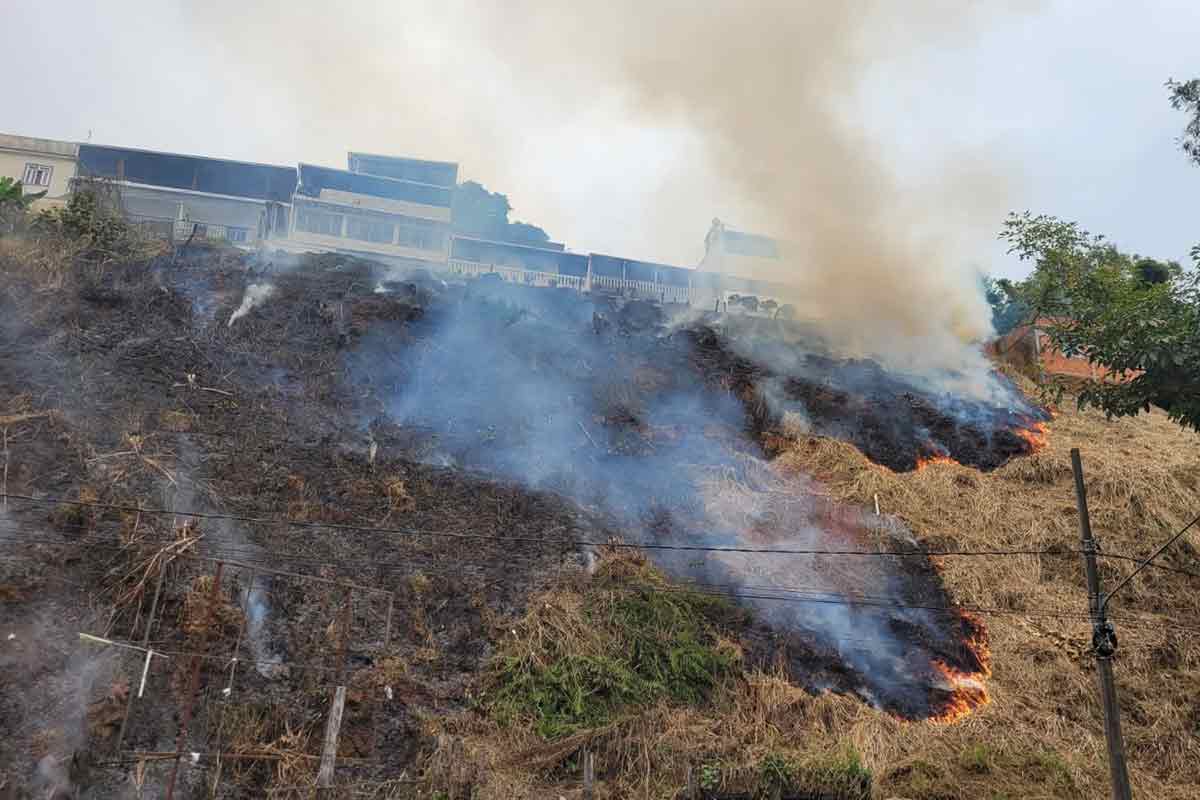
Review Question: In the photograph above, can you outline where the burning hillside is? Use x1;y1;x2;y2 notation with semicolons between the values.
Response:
336;271;1029;720
1;248;1053;796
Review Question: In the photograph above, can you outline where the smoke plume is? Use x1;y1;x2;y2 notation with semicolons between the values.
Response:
467;1;1030;388
228;283;275;327
194;2;1027;381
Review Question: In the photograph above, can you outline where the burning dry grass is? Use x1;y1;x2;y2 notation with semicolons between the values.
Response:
421;397;1199;799
770;396;1200;799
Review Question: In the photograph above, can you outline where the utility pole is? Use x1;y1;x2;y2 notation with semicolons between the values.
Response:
1070;448;1133;800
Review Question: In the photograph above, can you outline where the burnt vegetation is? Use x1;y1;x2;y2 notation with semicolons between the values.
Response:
5;223;1173;800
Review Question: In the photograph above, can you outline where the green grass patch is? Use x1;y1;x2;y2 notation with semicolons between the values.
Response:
793;746;872;800
712;747;872;800
485;551;742;738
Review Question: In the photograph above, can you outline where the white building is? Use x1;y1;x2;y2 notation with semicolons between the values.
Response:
0;133;79;209
278;158;456;269
75;144;297;247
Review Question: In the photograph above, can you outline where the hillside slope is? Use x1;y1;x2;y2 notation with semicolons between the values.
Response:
423;400;1199;799
0;239;1197;799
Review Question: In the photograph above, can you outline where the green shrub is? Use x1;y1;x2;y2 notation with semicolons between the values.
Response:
486;554;740;738
33;181;150;263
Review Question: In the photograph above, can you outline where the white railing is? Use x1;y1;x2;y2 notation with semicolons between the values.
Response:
447;259;584;290
446;259;696;304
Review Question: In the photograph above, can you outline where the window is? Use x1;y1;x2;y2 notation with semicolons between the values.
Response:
346;216;395;244
396;217;444;251
296;207;344;237
226;227;249;243
22;163;53;187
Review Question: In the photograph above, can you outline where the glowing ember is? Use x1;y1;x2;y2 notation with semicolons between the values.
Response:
1014;419;1049;452
927;610;992;723
914;454;958;470
958;610;993;676
930;659;991;723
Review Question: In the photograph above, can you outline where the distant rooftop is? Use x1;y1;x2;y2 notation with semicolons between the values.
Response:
298;163;453;208
720;228;780;259
0;132;78;159
347;151;458;188
77;144;296;203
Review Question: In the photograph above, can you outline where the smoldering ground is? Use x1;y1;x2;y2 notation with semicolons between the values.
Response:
348;280;991;716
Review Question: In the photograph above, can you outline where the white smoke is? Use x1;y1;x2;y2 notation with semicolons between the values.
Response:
242;573;287;679
227;283;276;327
194;1;1031;395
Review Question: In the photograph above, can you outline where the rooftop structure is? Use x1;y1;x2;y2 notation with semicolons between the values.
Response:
75;143;297;246
348;151;458;188
281;160;455;266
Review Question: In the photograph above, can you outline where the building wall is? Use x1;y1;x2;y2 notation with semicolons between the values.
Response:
117;183;270;245
0;134;79;208
281;198;450;265
316;188;451;223
990;321;1135;381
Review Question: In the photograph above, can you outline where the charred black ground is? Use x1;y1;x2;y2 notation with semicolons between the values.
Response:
683;321;1048;473
0;250;1035;796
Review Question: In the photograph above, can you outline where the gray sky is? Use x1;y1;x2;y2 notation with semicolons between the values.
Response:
7;1;1198;278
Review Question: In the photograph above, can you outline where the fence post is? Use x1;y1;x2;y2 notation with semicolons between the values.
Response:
115;563;167;755
166;562;223;800
582;747;594;800
316;686;347;792
1071;449;1133;800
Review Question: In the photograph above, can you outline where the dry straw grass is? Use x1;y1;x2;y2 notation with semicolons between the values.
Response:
771;396;1200;799
425;397;1199;799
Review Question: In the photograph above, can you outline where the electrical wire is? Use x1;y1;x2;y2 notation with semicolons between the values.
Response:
0;491;1081;560
5;525;1198;631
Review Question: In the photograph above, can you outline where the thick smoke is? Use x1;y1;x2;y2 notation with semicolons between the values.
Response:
350;283;982;715
465;1;1029;394
193;2;1027;384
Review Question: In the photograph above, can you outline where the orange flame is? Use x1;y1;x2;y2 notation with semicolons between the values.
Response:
1014;420;1049;452
914;454;957;470
930;660;991;723
929;610;992;723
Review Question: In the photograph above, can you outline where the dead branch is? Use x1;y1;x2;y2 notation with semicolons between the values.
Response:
0;411;54;426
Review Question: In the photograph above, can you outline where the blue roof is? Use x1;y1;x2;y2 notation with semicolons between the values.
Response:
77;144;296;202
348;152;458;188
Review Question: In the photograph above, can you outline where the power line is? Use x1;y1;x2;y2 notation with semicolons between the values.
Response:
1101;512;1200;611
1095;548;1200;581
0;492;1079;560
8;528;1199;632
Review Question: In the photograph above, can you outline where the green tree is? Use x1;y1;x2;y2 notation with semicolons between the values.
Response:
0;177;46;234
982;275;1028;336
452;180;552;246
1167;77;1200;167
999;211;1200;431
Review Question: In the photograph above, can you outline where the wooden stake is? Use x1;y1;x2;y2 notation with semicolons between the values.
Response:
2;426;8;512
211;568;255;798
382;592;395;652
166;562;223;800
336;588;352;684
115;564;167;755
316;686;347;790
582;747;594;800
